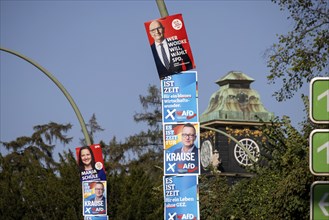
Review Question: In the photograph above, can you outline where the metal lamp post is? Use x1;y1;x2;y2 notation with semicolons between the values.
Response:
0;47;91;146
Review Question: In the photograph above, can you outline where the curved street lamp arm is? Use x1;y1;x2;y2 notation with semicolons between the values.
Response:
0;47;91;146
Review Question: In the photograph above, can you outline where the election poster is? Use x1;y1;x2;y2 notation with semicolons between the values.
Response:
144;14;196;79
164;176;199;220
161;71;198;123
76;144;107;182
84;216;108;220
164;122;200;175
83;181;107;216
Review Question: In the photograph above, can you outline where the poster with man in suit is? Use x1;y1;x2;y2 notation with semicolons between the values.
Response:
83;181;107;216
164;122;200;175
145;14;196;79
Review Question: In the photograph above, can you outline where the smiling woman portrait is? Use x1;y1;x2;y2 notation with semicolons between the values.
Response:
76;145;107;182
79;145;96;171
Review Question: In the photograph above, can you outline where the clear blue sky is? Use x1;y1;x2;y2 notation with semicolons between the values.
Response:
0;1;308;156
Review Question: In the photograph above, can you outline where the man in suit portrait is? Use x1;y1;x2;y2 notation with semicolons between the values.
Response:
90;181;106;214
174;123;198;155
92;182;106;203
149;19;193;79
173;123;199;173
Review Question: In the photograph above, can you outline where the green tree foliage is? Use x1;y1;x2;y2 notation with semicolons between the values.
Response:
266;0;329;101
129;84;163;153
106;85;164;219
0;122;80;219
80;113;105;145
2;122;72;169
119;85;163;177
218;111;328;219
111;168;163;220
199;174;230;219
1;89;327;219
103;137;125;174
56;150;82;219
2;83;328;219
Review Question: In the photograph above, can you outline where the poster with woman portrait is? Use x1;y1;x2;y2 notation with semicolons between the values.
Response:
76;144;106;182
144;14;196;79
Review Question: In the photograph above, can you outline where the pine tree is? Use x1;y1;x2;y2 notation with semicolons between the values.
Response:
106;85;164;219
0;122;74;219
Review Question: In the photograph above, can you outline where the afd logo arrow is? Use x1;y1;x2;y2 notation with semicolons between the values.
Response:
168;212;177;220
319;192;329;216
317;141;329;164
165;109;176;120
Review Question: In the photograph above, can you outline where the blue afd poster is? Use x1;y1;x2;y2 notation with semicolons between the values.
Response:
164;176;199;220
83;181;107;216
161;71;198;123
84;216;108;220
163;123;200;175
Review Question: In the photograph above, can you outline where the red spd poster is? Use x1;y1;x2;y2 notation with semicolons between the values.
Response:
76;144;106;182
144;14;196;79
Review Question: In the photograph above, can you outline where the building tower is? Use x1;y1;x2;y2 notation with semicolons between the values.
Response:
200;71;274;182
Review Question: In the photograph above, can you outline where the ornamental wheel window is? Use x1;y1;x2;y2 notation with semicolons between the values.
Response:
201;140;213;168
234;138;260;166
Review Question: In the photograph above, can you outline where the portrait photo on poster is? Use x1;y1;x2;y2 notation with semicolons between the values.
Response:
76;144;107;182
83;181;107;216
164;122;200;175
144;14;196;79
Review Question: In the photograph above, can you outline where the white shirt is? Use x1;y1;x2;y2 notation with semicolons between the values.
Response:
180;145;195;153
155;40;170;67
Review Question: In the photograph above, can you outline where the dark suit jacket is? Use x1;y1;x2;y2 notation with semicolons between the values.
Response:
173;144;198;163
151;39;193;79
89;196;106;214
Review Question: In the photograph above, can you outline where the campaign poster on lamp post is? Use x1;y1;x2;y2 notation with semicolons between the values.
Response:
161;71;198;123
76;144;107;182
144;14;196;79
164;175;199;220
84;216;108;220
83;181;107;216
164;122;200;175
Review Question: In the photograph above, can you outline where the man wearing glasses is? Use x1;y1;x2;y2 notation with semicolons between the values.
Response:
149;20;193;79
173;123;199;173
93;182;106;203
89;182;106;215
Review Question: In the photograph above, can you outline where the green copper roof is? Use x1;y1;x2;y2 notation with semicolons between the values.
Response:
216;71;254;86
200;71;274;123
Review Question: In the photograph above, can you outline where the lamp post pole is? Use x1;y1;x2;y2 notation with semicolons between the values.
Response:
0;47;92;146
154;0;256;163
156;0;169;17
